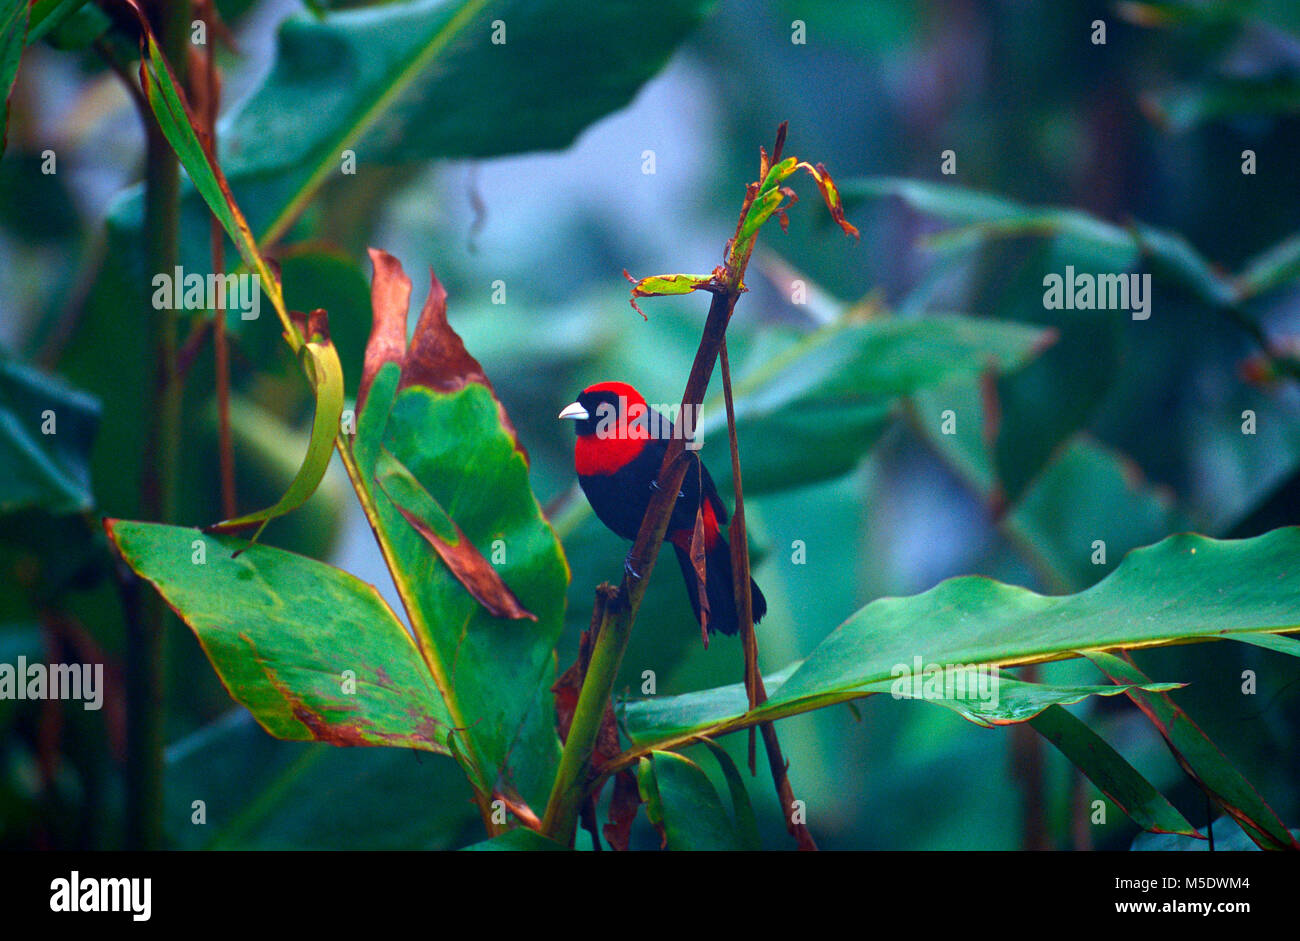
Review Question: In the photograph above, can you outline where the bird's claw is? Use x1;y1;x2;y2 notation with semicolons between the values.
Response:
623;553;642;580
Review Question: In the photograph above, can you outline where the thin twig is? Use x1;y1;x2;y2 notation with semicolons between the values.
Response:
719;337;817;850
198;0;237;519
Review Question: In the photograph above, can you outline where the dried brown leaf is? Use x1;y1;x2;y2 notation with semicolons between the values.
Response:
359;248;411;415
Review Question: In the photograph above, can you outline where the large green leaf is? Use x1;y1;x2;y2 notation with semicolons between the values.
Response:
840;177;1297;505
216;0;719;247
354;368;568;810
617;529;1300;752
107;519;453;752
623;666;1176;743
770;529;1300;711
0;358;100;515
845;176;1300;308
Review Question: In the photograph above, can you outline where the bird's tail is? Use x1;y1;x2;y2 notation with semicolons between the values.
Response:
672;535;766;636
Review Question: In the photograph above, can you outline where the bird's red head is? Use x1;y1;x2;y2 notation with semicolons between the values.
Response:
558;381;654;476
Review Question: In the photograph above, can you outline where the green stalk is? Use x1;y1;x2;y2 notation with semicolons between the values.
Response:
128;0;190;851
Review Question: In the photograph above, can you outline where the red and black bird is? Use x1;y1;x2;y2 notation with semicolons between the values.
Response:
559;381;766;637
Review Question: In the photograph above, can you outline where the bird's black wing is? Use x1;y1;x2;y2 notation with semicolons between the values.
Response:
651;405;730;529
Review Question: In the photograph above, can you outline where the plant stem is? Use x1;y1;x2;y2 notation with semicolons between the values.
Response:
198;0;236;519
719;338;817;849
129;0;190;851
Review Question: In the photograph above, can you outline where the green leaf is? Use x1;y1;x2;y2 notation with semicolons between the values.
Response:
355;374;568;810
107;519;453;753
1237;231;1300;300
208;328;344;543
774;530;1300;710
842;177;1027;225
636;750;742;850
701;314;1053;493
217;0;719;247
1222;629;1300;658
845;176;1281;309
1;0;28;158
1130;222;1237;308
894;676;1185;728
128;3;346;541
620;529;1300;750
621;663;799;744
990;239;1129;505
166;710;479;849
373;446;535;620
129;1;292;335
26;1;93;45
625;272;717;317
629;273;716;298
623;666;1177;742
1029;704;1202;838
1083;649;1300;850
698;738;760;850
0;358;100;515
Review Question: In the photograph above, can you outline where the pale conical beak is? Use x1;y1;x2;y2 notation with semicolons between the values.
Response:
558;402;589;421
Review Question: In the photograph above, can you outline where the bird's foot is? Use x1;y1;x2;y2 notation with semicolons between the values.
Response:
623;552;642;581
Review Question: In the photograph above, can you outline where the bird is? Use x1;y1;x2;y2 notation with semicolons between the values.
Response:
558;380;766;638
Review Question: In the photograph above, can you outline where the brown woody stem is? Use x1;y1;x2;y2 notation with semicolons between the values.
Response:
719;338;817;849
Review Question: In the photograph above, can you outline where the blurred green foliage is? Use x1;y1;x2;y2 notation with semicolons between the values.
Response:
2;0;1299;850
